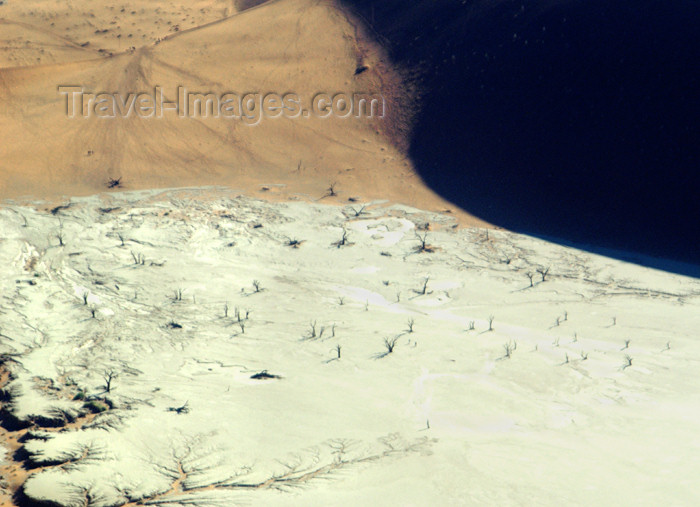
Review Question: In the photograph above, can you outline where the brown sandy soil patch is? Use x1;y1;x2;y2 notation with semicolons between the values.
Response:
0;19;96;68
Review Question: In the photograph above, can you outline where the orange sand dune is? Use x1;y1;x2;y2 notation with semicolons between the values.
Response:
0;0;486;225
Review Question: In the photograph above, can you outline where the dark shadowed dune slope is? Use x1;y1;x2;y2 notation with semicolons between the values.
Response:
341;0;700;273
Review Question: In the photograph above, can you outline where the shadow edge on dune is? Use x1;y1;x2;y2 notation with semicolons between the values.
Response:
339;0;700;276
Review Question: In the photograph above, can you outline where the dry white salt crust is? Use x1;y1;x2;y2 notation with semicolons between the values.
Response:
0;188;699;506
